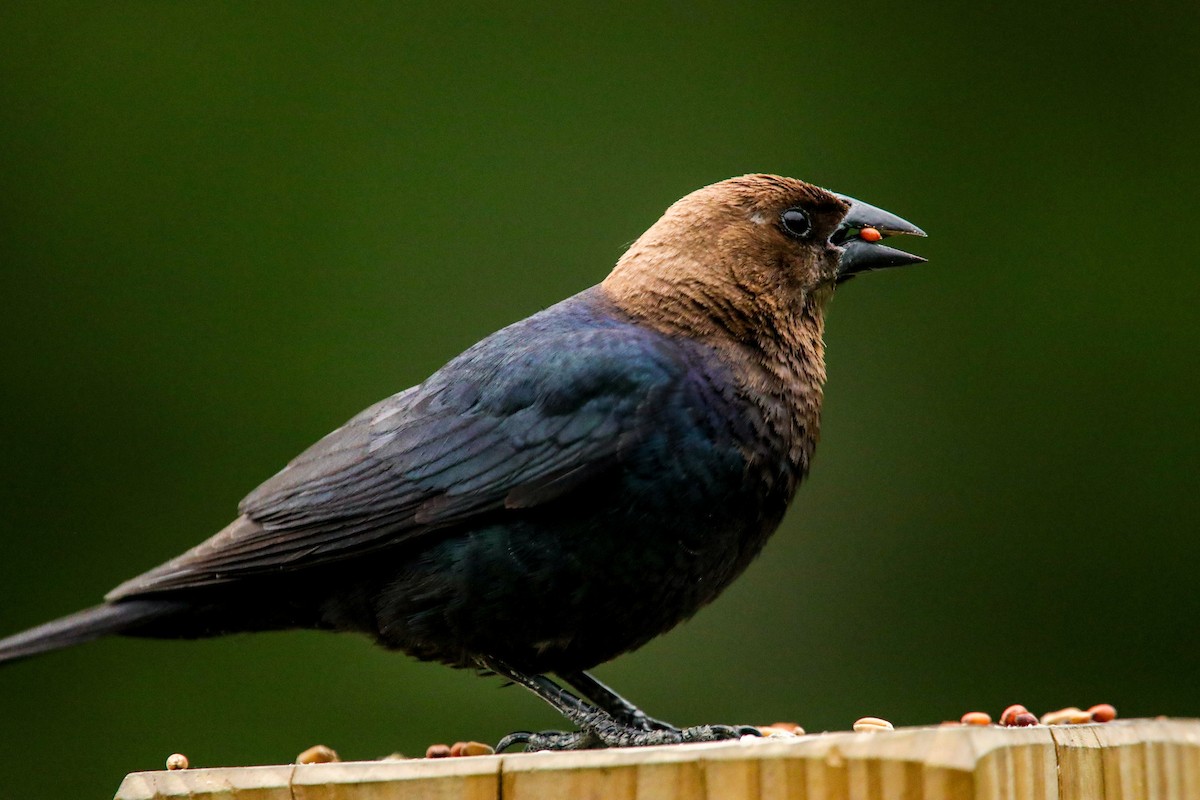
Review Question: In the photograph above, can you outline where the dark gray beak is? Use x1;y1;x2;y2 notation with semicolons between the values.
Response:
832;194;927;283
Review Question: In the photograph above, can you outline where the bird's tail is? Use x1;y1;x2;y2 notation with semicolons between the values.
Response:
0;601;174;666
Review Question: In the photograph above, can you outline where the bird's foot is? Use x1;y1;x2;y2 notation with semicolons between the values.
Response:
495;719;760;752
496;728;603;752
557;670;678;733
480;658;758;753
615;707;679;732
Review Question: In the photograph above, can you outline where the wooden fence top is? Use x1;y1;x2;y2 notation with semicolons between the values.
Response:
115;717;1200;800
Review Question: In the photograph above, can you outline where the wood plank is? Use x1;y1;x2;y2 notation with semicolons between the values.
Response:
114;718;1200;800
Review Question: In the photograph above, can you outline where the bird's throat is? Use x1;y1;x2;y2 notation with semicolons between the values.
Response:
598;276;828;477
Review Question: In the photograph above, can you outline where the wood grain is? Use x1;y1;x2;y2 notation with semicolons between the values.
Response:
114;718;1200;800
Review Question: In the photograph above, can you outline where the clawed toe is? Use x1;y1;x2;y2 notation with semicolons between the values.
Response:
678;723;760;743
495;731;534;753
496;728;603;752
624;709;680;733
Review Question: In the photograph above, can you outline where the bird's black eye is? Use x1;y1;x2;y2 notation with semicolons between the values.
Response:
780;208;811;239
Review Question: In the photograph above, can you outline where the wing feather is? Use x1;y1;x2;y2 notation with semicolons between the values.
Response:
107;318;687;599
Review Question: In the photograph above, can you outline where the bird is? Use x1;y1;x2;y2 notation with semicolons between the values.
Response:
0;174;925;751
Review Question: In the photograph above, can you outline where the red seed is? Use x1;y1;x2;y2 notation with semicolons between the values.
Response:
1013;712;1038;727
1088;703;1117;723
1000;704;1029;726
860;227;883;242
425;744;452;758
961;711;992;726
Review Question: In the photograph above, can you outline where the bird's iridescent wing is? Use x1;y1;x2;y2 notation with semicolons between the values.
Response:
107;320;686;599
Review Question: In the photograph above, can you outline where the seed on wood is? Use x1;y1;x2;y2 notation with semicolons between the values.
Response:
853;716;894;732
165;753;188;771
452;741;495;757
1000;704;1030;726
296;744;340;764
1041;707;1084;725
961;711;992;726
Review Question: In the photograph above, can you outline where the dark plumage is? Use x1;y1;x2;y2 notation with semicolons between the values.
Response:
0;175;925;750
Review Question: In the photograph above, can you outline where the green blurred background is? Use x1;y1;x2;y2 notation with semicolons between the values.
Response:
2;2;1198;796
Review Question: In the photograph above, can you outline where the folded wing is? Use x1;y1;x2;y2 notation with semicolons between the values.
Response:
107;323;686;599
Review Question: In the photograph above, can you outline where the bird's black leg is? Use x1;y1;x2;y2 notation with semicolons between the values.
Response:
558;670;678;732
482;657;760;753
482;657;609;752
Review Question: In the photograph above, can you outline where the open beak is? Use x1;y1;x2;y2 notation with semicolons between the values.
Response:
832;195;927;283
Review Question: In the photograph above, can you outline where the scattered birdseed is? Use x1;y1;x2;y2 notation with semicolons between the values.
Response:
758;721;805;737
1088;703;1117;723
758;727;796;737
1013;712;1038;727
449;741;495;757
165;753;189;771
1043;707;1094;725
960;711;992;726
1040;707;1083;725
1000;704;1030;726
296;744;340;764
425;744;452;758
853;716;894;732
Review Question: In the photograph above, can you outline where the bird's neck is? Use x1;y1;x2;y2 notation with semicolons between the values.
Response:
599;266;829;476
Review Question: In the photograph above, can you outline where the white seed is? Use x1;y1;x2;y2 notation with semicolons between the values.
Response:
165;753;189;771
1041;707;1084;725
853;716;894;732
296;744;340;764
758;725;804;737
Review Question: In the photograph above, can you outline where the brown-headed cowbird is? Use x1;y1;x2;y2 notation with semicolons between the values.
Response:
0;175;924;751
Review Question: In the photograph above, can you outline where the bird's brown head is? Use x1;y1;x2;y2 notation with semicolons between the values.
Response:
601;174;925;350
